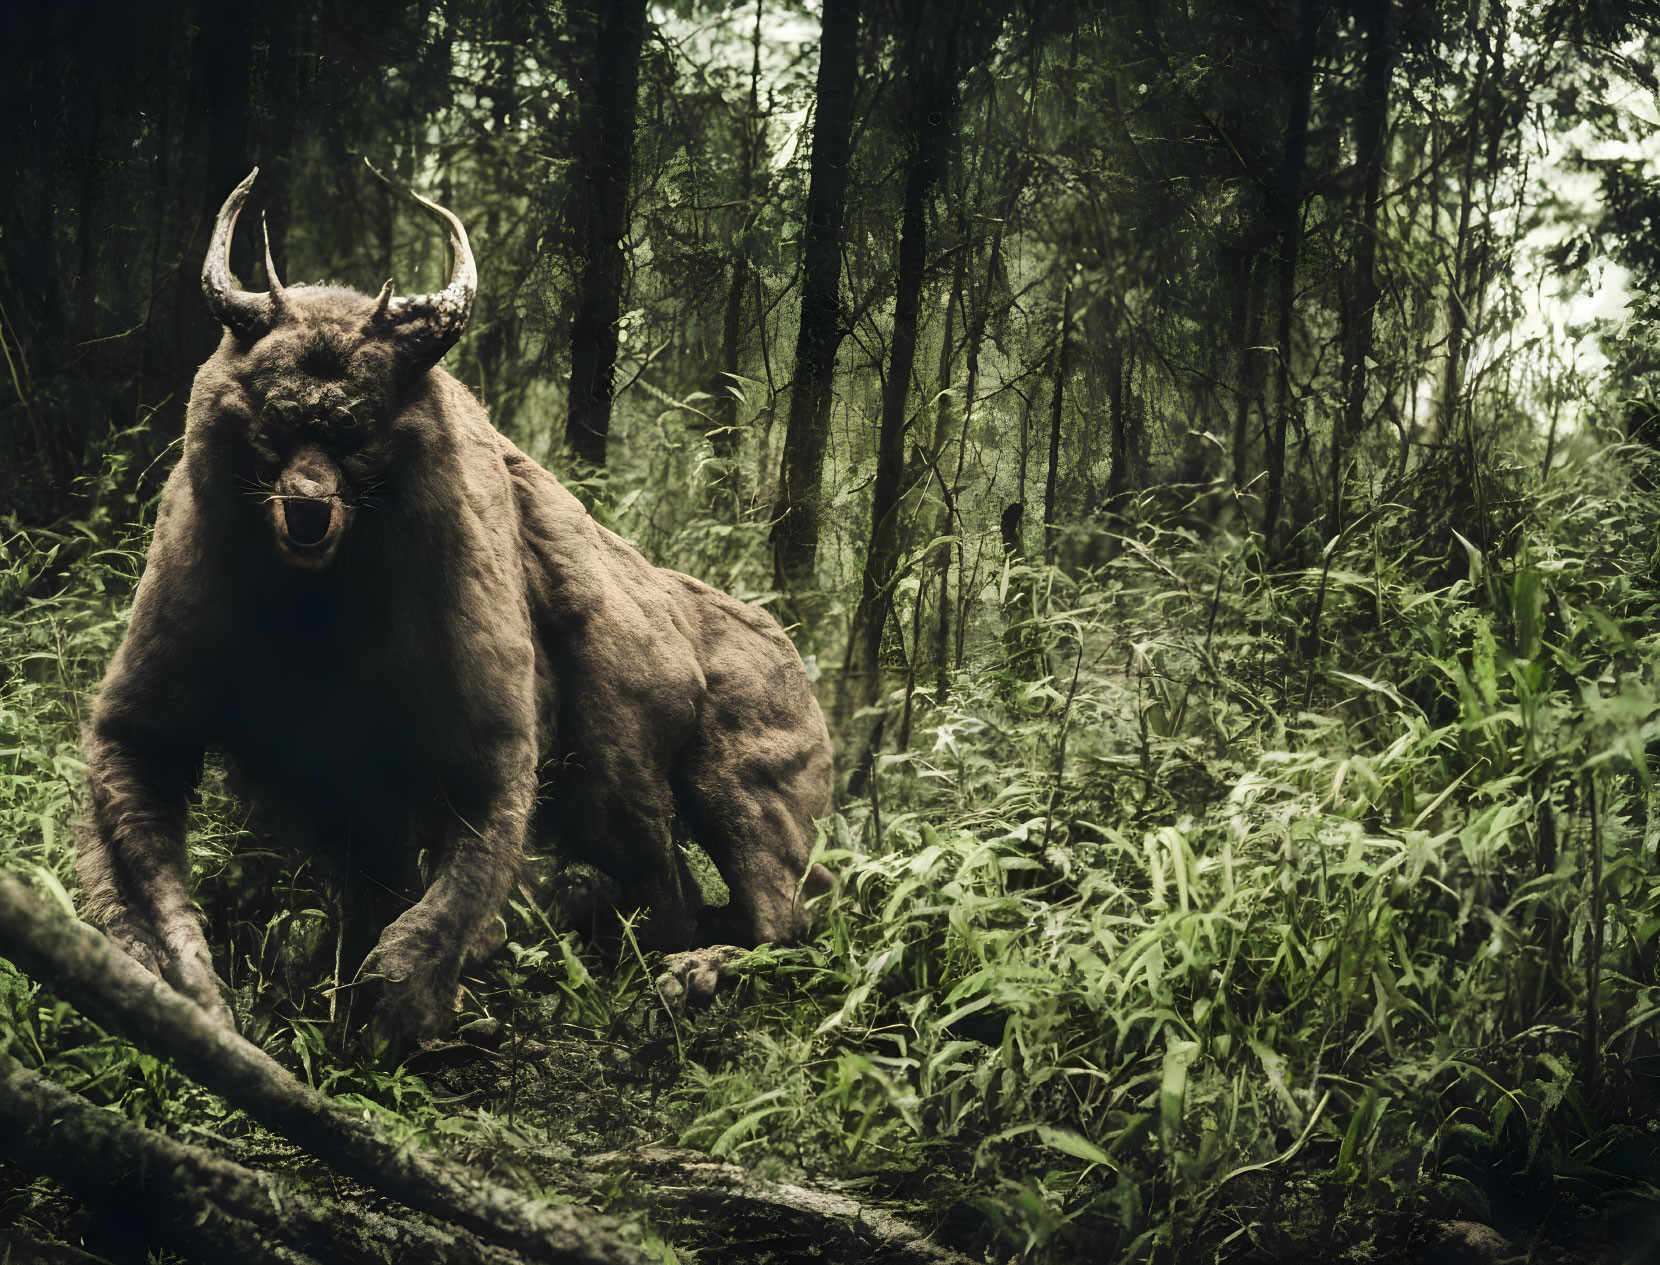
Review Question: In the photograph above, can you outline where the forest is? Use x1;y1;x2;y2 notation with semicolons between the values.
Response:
4;0;1660;1260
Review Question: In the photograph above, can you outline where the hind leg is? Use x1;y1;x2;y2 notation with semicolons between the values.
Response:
554;755;706;953
659;735;833;1004
698;782;828;946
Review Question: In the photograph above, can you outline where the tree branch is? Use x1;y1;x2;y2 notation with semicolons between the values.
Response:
0;871;644;1265
0;1051;527;1265
582;1148;972;1265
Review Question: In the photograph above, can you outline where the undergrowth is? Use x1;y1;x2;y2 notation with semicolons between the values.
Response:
4;427;1660;1262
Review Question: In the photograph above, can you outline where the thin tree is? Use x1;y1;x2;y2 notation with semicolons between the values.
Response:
847;4;959;713
771;0;860;593
1441;11;1515;554
1043;269;1075;558
1106;326;1129;506
943;44;1039;679
1331;0;1395;535
1261;0;1321;554
705;0;770;513
1229;248;1265;492
565;0;649;468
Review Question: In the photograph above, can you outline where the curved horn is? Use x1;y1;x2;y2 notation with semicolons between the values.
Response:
364;160;476;368
202;168;274;338
261;212;287;311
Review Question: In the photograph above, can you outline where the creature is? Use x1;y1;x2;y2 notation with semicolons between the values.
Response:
77;169;834;1051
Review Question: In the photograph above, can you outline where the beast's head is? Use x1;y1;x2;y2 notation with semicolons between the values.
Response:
194;167;476;571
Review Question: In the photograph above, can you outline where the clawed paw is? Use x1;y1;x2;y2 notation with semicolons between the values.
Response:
166;943;236;1028
354;942;462;1061
105;914;234;1028
655;945;748;1008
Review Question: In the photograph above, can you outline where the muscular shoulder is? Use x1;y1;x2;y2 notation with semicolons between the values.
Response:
127;463;218;636
662;569;796;647
94;475;213;736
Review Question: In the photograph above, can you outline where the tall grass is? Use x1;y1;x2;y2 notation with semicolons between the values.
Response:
655;430;1660;1258
2;429;1659;1260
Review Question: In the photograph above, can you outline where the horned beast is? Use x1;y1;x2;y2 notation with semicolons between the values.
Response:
78;169;834;1050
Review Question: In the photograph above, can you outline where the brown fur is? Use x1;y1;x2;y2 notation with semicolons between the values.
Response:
78;282;833;1050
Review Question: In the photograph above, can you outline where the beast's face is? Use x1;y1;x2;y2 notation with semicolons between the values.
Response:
230;316;397;571
195;166;476;572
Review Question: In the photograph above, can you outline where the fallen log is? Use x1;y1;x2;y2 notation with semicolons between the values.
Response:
582;1148;972;1265
0;1051;548;1264
1;1220;126;1265
2;1052;304;1265
0;870;643;1265
0;871;978;1265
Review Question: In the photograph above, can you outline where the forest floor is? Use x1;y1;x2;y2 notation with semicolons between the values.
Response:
6;447;1660;1263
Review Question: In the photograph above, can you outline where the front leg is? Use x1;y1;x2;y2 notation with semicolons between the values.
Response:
357;772;532;1055
78;485;226;1021
78;727;228;1024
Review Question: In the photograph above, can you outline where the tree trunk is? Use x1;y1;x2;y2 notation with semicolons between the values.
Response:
0;874;961;1265
139;0;252;456
579;1149;971;1265
248;4;304;288
850;156;927;705
946;227;1014;677
770;0;859;593
0;872;639;1265
1230;249;1263;492
470;0;524;426
917;237;965;682
1441;18;1506;442
847;10;954;711
1;1054;321;1265
565;0;648;468
1130;351;1149;488
1043;272;1074;559
1107;335;1128;504
710;250;749;502
1261;0;1320;554
944;53;1039;676
0;1054;528;1265
1443;17;1508;552
705;0;769;514
938;71;1024;695
1331;0;1394;535
929;256;964;697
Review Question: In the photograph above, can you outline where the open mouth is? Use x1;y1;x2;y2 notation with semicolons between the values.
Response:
283;498;333;547
274;497;345;568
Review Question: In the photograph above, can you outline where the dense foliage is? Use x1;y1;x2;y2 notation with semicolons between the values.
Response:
4;0;1660;1260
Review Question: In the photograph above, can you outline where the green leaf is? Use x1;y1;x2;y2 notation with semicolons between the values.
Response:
1037;1125;1114;1168
1160;1041;1199;1147
1336;1085;1382;1181
27;865;77;921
